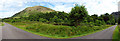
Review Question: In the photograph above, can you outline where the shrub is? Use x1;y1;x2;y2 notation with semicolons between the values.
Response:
26;26;35;29
39;18;48;22
25;22;109;37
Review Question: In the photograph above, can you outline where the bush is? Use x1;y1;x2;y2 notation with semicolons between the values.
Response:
26;26;35;29
39;18;48;22
25;22;109;37
11;20;15;23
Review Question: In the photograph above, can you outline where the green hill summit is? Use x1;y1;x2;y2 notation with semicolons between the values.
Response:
12;6;55;18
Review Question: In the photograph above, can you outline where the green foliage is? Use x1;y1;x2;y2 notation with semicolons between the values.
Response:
1;22;4;26
94;20;102;26
50;16;58;22
22;22;110;37
69;4;88;26
26;26;35;29
118;17;120;24
39;18;48;22
112;26;119;40
98;13;116;25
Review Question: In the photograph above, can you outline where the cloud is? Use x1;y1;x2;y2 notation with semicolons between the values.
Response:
1;0;120;18
50;0;119;15
72;0;119;15
52;5;72;13
0;12;17;18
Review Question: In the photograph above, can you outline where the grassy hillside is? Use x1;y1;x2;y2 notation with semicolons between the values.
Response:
12;6;55;17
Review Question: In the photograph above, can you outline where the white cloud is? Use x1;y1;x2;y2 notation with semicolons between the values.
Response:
50;3;75;13
85;0;118;15
0;12;16;18
50;0;119;15
1;0;120;18
52;5;73;13
39;0;120;16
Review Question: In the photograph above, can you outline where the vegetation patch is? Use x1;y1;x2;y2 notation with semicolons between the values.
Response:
112;25;119;41
1;22;4;26
118;25;120;41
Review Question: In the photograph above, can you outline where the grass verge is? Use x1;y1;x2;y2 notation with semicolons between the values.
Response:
118;25;120;41
1;22;4;26
6;22;113;39
112;25;119;41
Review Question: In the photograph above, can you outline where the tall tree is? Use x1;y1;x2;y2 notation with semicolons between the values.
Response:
69;4;88;26
91;14;98;22
118;16;120;24
103;13;110;22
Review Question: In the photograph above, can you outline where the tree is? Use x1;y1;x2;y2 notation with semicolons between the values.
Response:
118;16;120;24
94;20;103;26
39;18;48;22
103;13;110;22
91;14;98;22
50;16;58;23
69;4;88;26
109;15;116;25
98;15;104;21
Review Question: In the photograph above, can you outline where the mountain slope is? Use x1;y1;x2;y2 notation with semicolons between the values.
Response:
12;6;55;18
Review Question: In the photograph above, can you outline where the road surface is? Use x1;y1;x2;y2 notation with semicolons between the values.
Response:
2;23;51;39
0;22;2;41
2;23;117;39
71;25;117;39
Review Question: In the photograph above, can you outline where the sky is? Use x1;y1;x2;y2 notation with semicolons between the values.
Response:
0;0;120;18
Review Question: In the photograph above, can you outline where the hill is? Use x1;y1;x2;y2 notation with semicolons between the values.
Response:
12;6;55;18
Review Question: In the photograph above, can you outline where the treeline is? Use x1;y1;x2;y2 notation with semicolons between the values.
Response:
3;4;116;27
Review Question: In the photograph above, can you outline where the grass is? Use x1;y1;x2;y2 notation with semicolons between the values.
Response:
112;25;119;41
1;22;4;26
118;25;120;41
6;21;112;39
